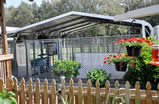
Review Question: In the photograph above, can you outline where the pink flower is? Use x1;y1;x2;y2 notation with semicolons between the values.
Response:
117;52;120;55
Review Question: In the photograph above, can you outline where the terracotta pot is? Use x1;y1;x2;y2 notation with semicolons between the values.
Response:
114;62;127;72
126;46;142;57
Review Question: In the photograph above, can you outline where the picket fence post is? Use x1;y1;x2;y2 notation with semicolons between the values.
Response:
125;81;130;104
146;81;152;104
105;80;110;104
78;79;83;104
135;81;140;104
42;79;48;104
61;76;66;102
69;78;74;104
87;80;92;104
35;79;40;104
20;78;25;104
114;80;120;103
6;78;13;91
96;80;100;104
27;78;32;104
13;78;18;102
50;79;56;104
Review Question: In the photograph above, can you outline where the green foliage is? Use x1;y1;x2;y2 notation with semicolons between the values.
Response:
124;37;159;89
61;96;71;104
87;67;111;87
106;89;126;104
52;60;81;78
0;88;17;104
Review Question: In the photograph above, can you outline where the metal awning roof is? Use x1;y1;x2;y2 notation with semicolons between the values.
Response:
8;11;146;37
114;4;159;21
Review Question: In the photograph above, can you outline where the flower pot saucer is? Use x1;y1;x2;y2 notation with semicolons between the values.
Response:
149;61;159;65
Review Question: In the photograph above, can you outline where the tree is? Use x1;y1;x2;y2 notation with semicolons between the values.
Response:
6;2;33;27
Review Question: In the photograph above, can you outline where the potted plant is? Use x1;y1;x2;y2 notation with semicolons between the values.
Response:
52;60;81;78
104;53;136;72
114;37;152;56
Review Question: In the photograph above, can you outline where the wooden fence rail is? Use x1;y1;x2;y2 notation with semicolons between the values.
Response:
0;54;13;82
0;78;159;104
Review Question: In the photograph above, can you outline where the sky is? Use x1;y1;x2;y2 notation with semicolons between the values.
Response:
4;0;43;8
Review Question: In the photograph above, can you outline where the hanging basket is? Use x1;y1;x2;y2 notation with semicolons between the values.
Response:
126;46;142;57
114;62;127;72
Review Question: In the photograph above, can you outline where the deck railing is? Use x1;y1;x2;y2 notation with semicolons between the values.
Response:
0;78;159;104
0;54;13;82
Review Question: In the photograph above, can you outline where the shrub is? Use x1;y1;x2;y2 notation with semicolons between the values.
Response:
87;67;111;87
0;88;17;104
52;60;81;78
124;37;159;89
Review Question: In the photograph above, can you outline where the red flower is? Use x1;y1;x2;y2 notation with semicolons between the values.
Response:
125;54;128;56
119;62;123;66
104;61;107;64
132;37;136;39
109;54;112;57
113;55;117;58
113;41;116;43
117;40;122;44
137;39;144;43
104;57;109;60
124;38;128;41
130;63;135;67
145;40;151;43
142;49;144;52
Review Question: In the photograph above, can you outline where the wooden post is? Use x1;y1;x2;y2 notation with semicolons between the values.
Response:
0;0;8;54
0;0;12;78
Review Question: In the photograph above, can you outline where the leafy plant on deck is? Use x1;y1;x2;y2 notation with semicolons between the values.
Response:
52;60;81;78
87;67;111;87
0;88;17;104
